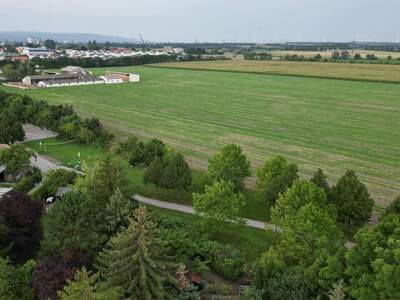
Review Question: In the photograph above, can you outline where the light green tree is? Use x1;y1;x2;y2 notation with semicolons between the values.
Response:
345;214;400;300
193;180;245;234
58;267;120;300
261;180;345;295
208;144;251;191
96;206;177;299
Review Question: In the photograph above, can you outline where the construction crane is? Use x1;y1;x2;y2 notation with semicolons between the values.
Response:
139;34;145;45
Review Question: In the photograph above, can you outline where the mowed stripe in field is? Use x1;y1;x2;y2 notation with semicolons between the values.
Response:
2;66;400;204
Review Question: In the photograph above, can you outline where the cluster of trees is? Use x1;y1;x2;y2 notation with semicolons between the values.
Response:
2;153;244;299
248;179;400;299
244;52;273;61
117;137;192;190
0;61;36;81
31;54;175;69
0;92;113;145
0;144;42;192
278;51;400;64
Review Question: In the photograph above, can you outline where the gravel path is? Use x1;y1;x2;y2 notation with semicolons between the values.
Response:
133;194;355;248
133;194;282;232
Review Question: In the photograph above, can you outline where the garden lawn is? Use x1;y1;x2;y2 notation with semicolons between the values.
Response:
148;206;275;260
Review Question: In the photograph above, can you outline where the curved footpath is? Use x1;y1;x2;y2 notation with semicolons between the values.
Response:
30;152;355;248
133;194;356;248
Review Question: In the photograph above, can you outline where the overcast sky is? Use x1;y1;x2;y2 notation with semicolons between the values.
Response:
1;0;399;42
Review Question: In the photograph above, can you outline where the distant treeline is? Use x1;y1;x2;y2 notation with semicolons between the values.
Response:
31;54;176;69
244;50;400;65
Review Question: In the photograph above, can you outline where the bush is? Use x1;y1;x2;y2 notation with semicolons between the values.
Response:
195;239;245;281
14;168;42;193
32;169;77;200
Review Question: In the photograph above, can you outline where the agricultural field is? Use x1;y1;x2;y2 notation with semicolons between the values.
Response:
153;60;400;83
2;65;400;205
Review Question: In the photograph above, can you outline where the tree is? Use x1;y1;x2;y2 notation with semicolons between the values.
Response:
331;51;340;60
208;144;251;191
310;168;331;199
115;136;139;157
0;144;33;174
0;110;25;144
143;139;167;165
383;196;400;217
75;155;124;207
96;206;177;299
193;180;245;233
260;181;345;296
160;153;192;190
33;168;76;200
0;216;11;257
0;257;35;300
354;53;362;60
105;188;135;233
41;192;107;256
32;250;90;300
266;268;314;300
58;267;120;300
0;191;42;264
44;39;56;49
345;214;400;300
331;170;373;227
256;155;298;203
144;156;164;185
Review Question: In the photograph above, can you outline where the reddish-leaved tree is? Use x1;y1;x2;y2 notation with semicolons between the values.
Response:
0;190;43;263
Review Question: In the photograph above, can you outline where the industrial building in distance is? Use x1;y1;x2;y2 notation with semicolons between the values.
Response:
21;66;140;88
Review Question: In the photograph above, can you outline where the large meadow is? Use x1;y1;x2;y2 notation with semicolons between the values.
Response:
2;63;400;205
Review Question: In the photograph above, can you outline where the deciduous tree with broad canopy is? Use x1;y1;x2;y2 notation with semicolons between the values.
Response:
193;180;245;234
208;144;251;192
256;155;298;203
345;214;400;300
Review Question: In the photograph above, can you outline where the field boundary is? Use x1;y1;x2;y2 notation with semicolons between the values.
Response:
146;64;400;85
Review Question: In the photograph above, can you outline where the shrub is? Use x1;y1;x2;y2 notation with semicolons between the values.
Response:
14;167;42;193
32;169;76;200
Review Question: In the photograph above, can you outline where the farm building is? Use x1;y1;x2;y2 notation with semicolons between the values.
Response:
22;73;104;88
20;66;140;88
105;71;140;82
100;74;124;84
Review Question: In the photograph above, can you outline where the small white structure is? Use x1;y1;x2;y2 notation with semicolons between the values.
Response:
100;74;124;84
104;71;140;83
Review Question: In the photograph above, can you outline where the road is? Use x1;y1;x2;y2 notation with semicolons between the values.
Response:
30;153;83;175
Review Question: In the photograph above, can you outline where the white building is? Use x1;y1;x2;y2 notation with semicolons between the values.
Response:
100;74;124;84
20;47;55;59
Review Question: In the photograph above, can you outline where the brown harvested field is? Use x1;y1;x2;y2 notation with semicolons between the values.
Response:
152;60;400;83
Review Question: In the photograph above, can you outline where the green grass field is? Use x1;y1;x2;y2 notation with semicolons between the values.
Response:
3;65;400;205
